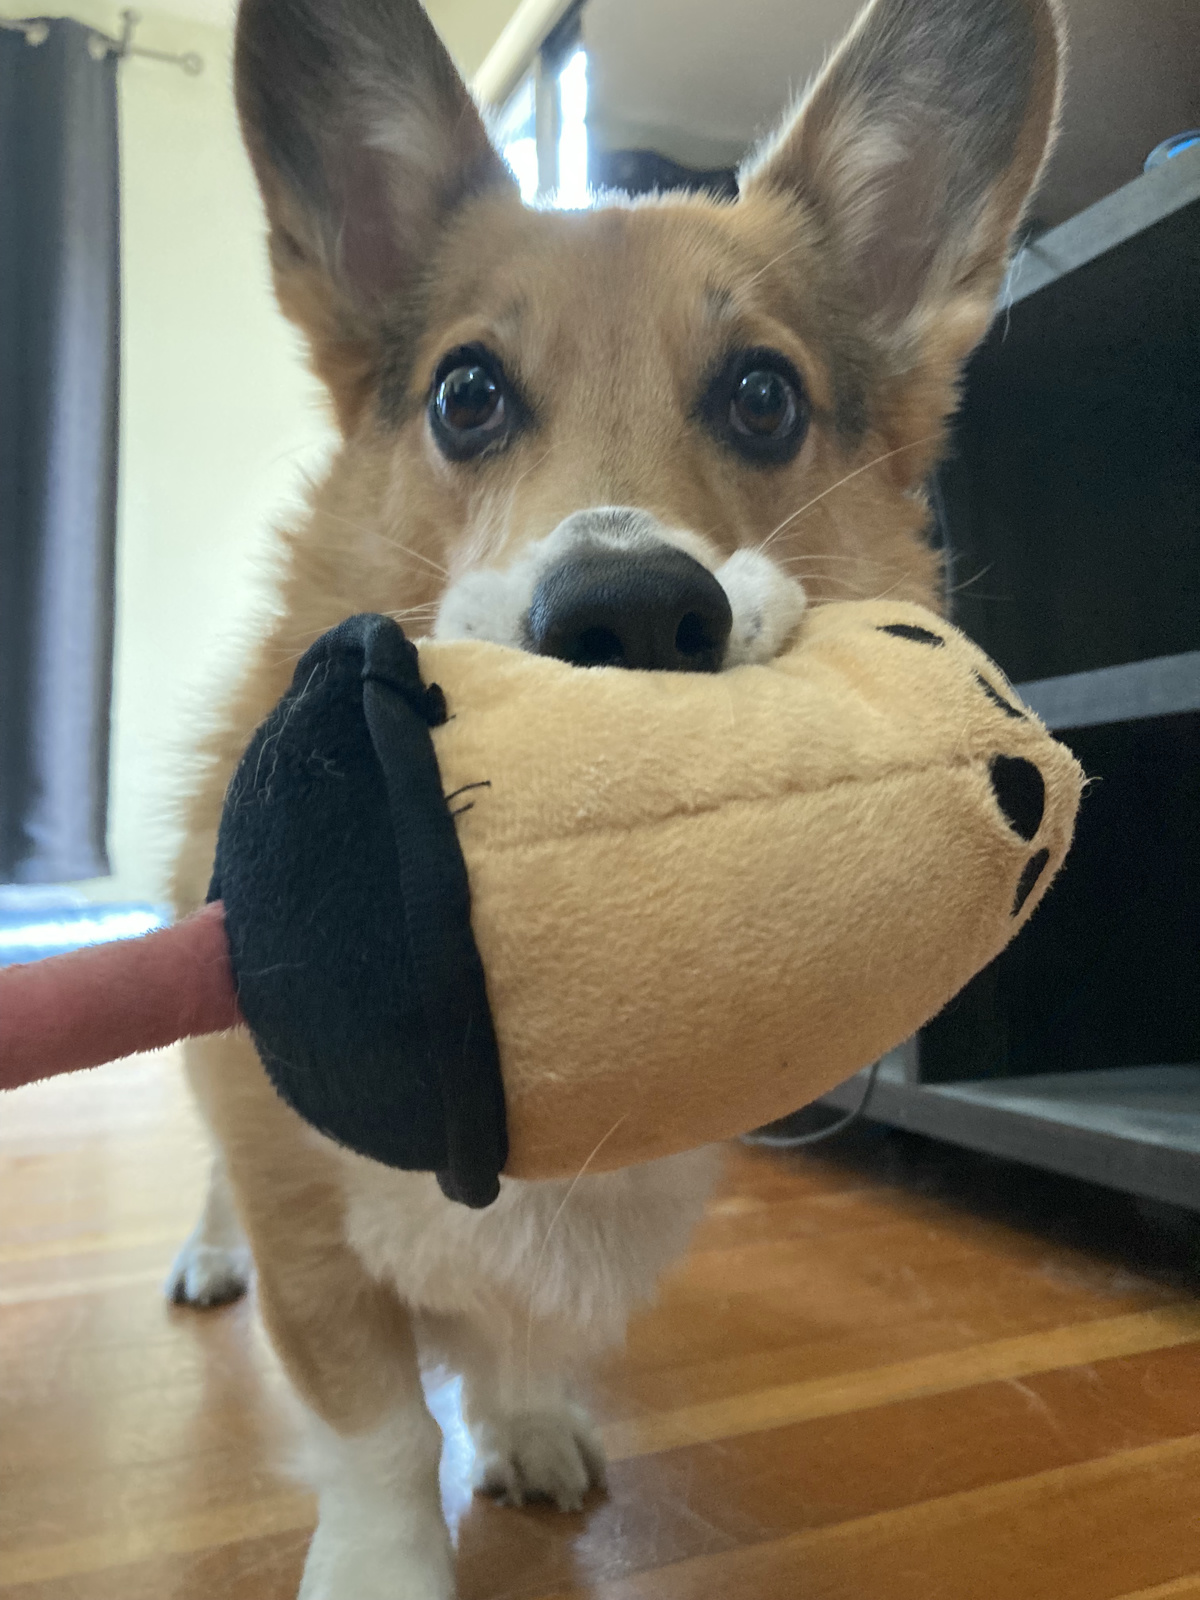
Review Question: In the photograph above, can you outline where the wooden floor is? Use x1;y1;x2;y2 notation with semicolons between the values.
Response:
3;1052;1200;1599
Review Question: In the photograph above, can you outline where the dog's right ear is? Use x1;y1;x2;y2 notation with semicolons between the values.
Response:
740;0;1062;462
236;0;516;430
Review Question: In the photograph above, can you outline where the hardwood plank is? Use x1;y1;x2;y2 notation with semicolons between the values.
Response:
0;1495;313;1587
528;1432;1200;1600
1116;1581;1200;1600
4;1056;1200;1600
455;1336;1200;1599
0;1267;170;1307
0;1226;196;1266
6;1332;1197;1597
600;1303;1200;1458
0;1530;311;1600
623;1339;1200;1543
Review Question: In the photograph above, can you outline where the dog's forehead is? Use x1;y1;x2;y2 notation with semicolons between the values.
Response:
437;195;757;307
414;192;836;399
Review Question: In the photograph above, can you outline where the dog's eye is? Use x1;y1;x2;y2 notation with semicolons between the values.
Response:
732;369;796;439
429;346;511;460
438;364;501;431
700;348;810;465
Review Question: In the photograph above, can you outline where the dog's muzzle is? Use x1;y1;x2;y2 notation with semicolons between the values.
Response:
527;542;733;672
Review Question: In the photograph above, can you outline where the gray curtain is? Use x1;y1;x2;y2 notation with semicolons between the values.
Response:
0;18;120;883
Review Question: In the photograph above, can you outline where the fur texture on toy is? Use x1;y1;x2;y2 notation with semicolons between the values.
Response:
0;601;1082;1209
424;600;1082;1180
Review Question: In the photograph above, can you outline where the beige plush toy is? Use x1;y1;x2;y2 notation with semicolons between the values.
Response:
425;600;1082;1181
0;600;1082;1210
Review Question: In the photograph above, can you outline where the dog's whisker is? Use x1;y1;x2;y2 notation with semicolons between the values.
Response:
506;444;557;501
384;617;440;633
741;237;807;290
453;482;516;576
757;435;943;554
522;1114;629;1401
774;557;906;578
315;508;450;577
482;446;559;569
373;542;450;580
943;562;996;598
774;549;907;566
384;604;441;622
867;576;914;603
784;571;886;595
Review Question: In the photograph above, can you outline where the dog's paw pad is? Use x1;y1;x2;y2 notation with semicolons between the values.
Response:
473;1405;607;1512
166;1238;252;1308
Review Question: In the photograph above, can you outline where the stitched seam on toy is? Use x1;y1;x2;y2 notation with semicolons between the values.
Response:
467;756;1035;853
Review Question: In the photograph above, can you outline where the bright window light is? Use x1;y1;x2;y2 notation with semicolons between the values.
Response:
498;76;539;204
505;135;539;203
0;908;163;952
555;48;589;209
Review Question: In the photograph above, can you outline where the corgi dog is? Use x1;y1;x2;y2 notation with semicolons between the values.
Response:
168;0;1062;1593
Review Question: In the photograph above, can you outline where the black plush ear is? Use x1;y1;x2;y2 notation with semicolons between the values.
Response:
741;0;1062;363
235;0;516;425
209;614;508;1209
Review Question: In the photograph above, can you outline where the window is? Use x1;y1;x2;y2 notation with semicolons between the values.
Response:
497;45;589;208
555;47;588;208
496;75;538;203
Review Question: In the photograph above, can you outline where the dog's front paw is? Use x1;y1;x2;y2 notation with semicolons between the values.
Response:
298;1519;455;1600
165;1233;252;1308
299;1405;454;1600
473;1404;607;1512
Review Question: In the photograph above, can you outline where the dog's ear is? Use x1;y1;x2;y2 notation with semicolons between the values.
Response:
235;0;516;430
741;0;1062;447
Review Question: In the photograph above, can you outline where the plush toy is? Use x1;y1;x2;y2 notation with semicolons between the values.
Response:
0;600;1082;1206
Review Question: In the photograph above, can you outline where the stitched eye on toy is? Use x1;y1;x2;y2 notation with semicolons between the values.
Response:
700;348;810;465
429;346;511;460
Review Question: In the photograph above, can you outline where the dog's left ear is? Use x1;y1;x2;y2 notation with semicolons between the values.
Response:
741;0;1063;455
235;0;517;430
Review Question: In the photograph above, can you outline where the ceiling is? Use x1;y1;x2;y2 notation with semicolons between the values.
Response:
142;0;519;76
583;0;1200;226
139;0;1200;227
584;0;858;171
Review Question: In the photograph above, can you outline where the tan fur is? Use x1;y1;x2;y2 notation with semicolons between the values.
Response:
171;0;1063;1590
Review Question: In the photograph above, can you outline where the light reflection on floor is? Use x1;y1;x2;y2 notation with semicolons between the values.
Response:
424;1371;477;1535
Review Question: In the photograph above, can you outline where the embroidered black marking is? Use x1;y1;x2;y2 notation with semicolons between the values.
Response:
444;780;492;805
423;683;448;726
975;673;1025;719
1012;848;1050;915
989;754;1045;842
878;623;945;647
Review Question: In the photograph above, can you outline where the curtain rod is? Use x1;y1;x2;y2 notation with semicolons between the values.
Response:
473;0;578;109
0;9;204;74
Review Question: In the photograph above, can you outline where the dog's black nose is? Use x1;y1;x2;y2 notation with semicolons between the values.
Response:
527;546;733;671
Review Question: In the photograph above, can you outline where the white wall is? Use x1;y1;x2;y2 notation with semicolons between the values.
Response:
427;0;524;79
143;0;524;79
1;1;334;902
1;0;536;905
